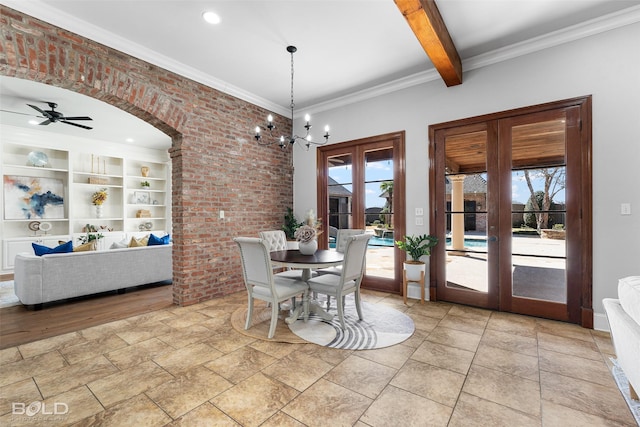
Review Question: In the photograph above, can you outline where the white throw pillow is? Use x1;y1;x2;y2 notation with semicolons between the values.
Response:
110;238;129;249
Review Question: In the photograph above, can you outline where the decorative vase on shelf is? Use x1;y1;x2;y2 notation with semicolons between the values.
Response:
95;204;103;218
298;239;318;255
141;166;150;177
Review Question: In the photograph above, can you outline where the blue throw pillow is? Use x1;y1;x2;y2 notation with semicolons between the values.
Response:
148;233;170;246
32;240;73;256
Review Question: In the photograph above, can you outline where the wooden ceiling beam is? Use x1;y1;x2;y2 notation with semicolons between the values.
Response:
394;0;462;86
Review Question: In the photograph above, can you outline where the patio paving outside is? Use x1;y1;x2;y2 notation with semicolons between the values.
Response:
362;234;567;303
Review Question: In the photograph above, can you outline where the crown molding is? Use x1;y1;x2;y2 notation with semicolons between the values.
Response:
306;4;640;113
0;0;289;116
3;1;640;116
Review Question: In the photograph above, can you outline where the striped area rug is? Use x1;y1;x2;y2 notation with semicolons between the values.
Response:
288;297;414;350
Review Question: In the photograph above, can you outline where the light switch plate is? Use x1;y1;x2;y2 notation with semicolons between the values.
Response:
621;203;631;215
415;208;424;216
415;217;424;226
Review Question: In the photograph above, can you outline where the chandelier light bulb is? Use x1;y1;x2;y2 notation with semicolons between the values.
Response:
251;45;330;150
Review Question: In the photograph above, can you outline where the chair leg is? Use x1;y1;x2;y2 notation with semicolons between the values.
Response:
326;296;331;310
245;295;254;330
336;294;346;330
268;300;279;339
355;290;364;321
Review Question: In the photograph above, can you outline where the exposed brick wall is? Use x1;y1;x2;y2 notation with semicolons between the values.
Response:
0;6;294;305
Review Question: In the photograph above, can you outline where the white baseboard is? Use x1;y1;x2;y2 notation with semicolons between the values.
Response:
593;312;610;332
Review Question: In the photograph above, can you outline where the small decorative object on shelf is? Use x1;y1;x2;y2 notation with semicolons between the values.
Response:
141;166;150;177
138;221;153;231
141;180;150;189
39;222;52;233
27;151;49;167
88;176;108;185
136;209;151;218
92;188;108;218
77;227;104;245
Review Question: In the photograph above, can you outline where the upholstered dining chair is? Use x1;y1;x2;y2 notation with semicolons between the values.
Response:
306;234;371;330
316;228;365;276
234;237;309;339
315;229;365;309
258;230;306;280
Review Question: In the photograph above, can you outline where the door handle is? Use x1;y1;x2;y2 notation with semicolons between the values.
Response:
488;236;498;242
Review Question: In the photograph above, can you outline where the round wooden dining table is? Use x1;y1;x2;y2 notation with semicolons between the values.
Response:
269;249;344;281
269;249;344;323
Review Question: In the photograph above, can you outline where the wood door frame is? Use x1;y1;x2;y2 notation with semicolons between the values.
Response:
429;96;592;327
317;131;406;294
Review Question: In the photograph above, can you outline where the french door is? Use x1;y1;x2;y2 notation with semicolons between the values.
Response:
317;132;406;294
429;97;592;325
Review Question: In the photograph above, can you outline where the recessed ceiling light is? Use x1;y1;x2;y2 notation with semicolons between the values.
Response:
28;119;39;125
126;138;134;143
202;11;221;25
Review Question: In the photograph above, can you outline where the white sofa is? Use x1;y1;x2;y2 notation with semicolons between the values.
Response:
14;244;172;308
603;276;640;401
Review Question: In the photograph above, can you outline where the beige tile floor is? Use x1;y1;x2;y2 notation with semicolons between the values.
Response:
0;290;636;426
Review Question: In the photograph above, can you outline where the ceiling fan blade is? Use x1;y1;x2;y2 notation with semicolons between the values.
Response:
61;116;93;121
38;119;52;126
0;109;34;117
27;104;46;115
61;120;92;130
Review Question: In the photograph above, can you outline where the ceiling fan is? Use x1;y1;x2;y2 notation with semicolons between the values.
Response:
26;102;93;130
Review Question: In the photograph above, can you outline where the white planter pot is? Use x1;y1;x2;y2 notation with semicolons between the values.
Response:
404;261;426;282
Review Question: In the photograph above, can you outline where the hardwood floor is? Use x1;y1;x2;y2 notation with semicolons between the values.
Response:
0;283;173;349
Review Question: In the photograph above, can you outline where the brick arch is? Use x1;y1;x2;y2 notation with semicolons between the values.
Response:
1;5;295;306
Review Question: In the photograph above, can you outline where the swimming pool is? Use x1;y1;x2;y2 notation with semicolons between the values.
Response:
329;235;395;248
445;237;487;248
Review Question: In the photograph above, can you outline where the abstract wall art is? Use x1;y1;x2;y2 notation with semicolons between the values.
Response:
3;175;65;220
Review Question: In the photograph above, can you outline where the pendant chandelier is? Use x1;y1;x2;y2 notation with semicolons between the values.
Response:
254;45;330;150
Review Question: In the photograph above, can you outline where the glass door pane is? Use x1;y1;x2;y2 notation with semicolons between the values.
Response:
327;153;353;247
510;118;567;304
444;130;490;296
364;148;394;278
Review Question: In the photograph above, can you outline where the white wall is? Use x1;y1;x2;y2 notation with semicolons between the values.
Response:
293;22;640;329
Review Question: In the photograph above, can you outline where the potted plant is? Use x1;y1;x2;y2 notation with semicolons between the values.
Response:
282;207;303;240
395;234;438;281
140;180;150;188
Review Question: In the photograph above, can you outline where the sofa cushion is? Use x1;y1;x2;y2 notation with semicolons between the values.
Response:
32;240;73;256
74;241;97;252
129;235;149;247
148;233;170;246
618;276;640;326
110;238;129;249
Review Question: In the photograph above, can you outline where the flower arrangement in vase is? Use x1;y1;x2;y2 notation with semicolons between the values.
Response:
91;188;108;218
91;188;108;205
294;209;322;255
